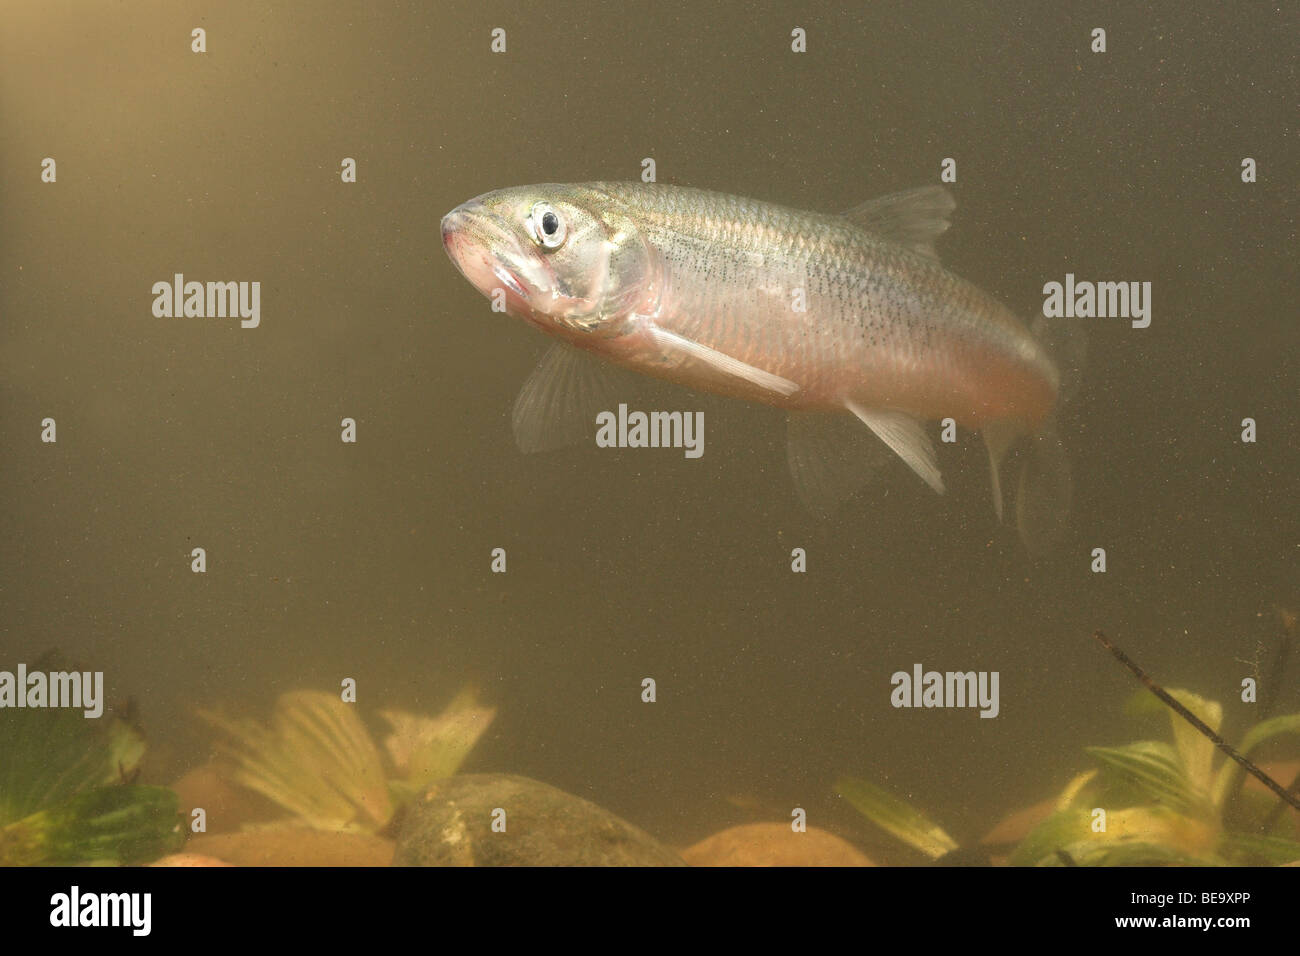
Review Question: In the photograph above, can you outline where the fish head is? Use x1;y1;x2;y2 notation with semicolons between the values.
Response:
441;184;658;338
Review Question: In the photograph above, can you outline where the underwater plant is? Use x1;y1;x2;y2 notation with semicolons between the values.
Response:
1006;687;1300;866
836;686;1300;866
198;687;495;834
0;656;183;865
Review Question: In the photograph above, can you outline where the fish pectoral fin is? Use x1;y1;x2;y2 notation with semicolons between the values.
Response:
841;185;956;261
512;343;638;453
844;401;945;494
647;326;800;397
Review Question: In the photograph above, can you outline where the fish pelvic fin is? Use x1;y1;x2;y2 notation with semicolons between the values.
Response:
786;410;894;517
841;185;956;261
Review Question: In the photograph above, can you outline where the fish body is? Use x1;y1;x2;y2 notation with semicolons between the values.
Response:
442;181;1076;547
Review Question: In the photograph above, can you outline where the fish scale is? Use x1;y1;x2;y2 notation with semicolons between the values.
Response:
581;181;1054;425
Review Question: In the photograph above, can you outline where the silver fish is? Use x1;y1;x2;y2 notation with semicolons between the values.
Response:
441;182;1079;549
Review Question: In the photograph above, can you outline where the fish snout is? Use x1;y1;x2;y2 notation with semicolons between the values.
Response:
440;200;485;252
440;199;545;311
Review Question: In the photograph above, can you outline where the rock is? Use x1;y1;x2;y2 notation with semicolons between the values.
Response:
170;761;284;833
681;823;875;866
394;774;684;866
980;797;1056;849
186;826;395;866
1248;761;1300;840
150;853;234;867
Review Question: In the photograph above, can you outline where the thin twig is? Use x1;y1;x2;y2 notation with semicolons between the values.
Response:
1263;768;1300;831
1091;630;1299;811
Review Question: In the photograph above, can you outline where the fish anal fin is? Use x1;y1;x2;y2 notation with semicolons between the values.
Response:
786;410;893;517
982;420;1021;523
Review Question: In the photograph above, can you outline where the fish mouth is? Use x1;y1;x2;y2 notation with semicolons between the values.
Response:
441;200;542;305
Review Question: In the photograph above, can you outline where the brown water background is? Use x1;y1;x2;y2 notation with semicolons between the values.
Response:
1;1;1295;852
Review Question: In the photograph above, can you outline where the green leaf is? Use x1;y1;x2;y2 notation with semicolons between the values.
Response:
1011;805;1221;866
379;687;496;791
834;776;958;859
1210;712;1300;808
1217;831;1300;866
1236;713;1300;756
0;786;183;866
1162;690;1222;795
199;691;393;832
1008;809;1090;866
1059;840;1222;867
1085;742;1200;813
0;697;146;826
1117;688;1223;798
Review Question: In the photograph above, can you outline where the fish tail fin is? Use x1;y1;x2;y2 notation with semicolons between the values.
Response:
1013;314;1088;555
982;315;1086;553
1014;414;1072;556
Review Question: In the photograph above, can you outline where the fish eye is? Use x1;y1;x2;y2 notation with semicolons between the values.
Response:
527;201;566;250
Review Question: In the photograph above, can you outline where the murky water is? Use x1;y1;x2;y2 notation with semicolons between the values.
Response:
1;2;1294;863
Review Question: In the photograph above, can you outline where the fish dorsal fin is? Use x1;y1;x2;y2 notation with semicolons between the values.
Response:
841;185;956;260
844;401;945;494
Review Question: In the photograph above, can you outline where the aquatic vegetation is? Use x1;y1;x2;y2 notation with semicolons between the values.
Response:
380;688;499;804
834;778;959;862
838;688;1300;866
0;658;183;865
199;687;495;834
1010;690;1300;866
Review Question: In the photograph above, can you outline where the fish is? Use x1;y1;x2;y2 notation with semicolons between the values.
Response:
441;181;1082;551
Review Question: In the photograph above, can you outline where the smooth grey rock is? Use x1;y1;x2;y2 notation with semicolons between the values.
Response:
393;773;684;866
